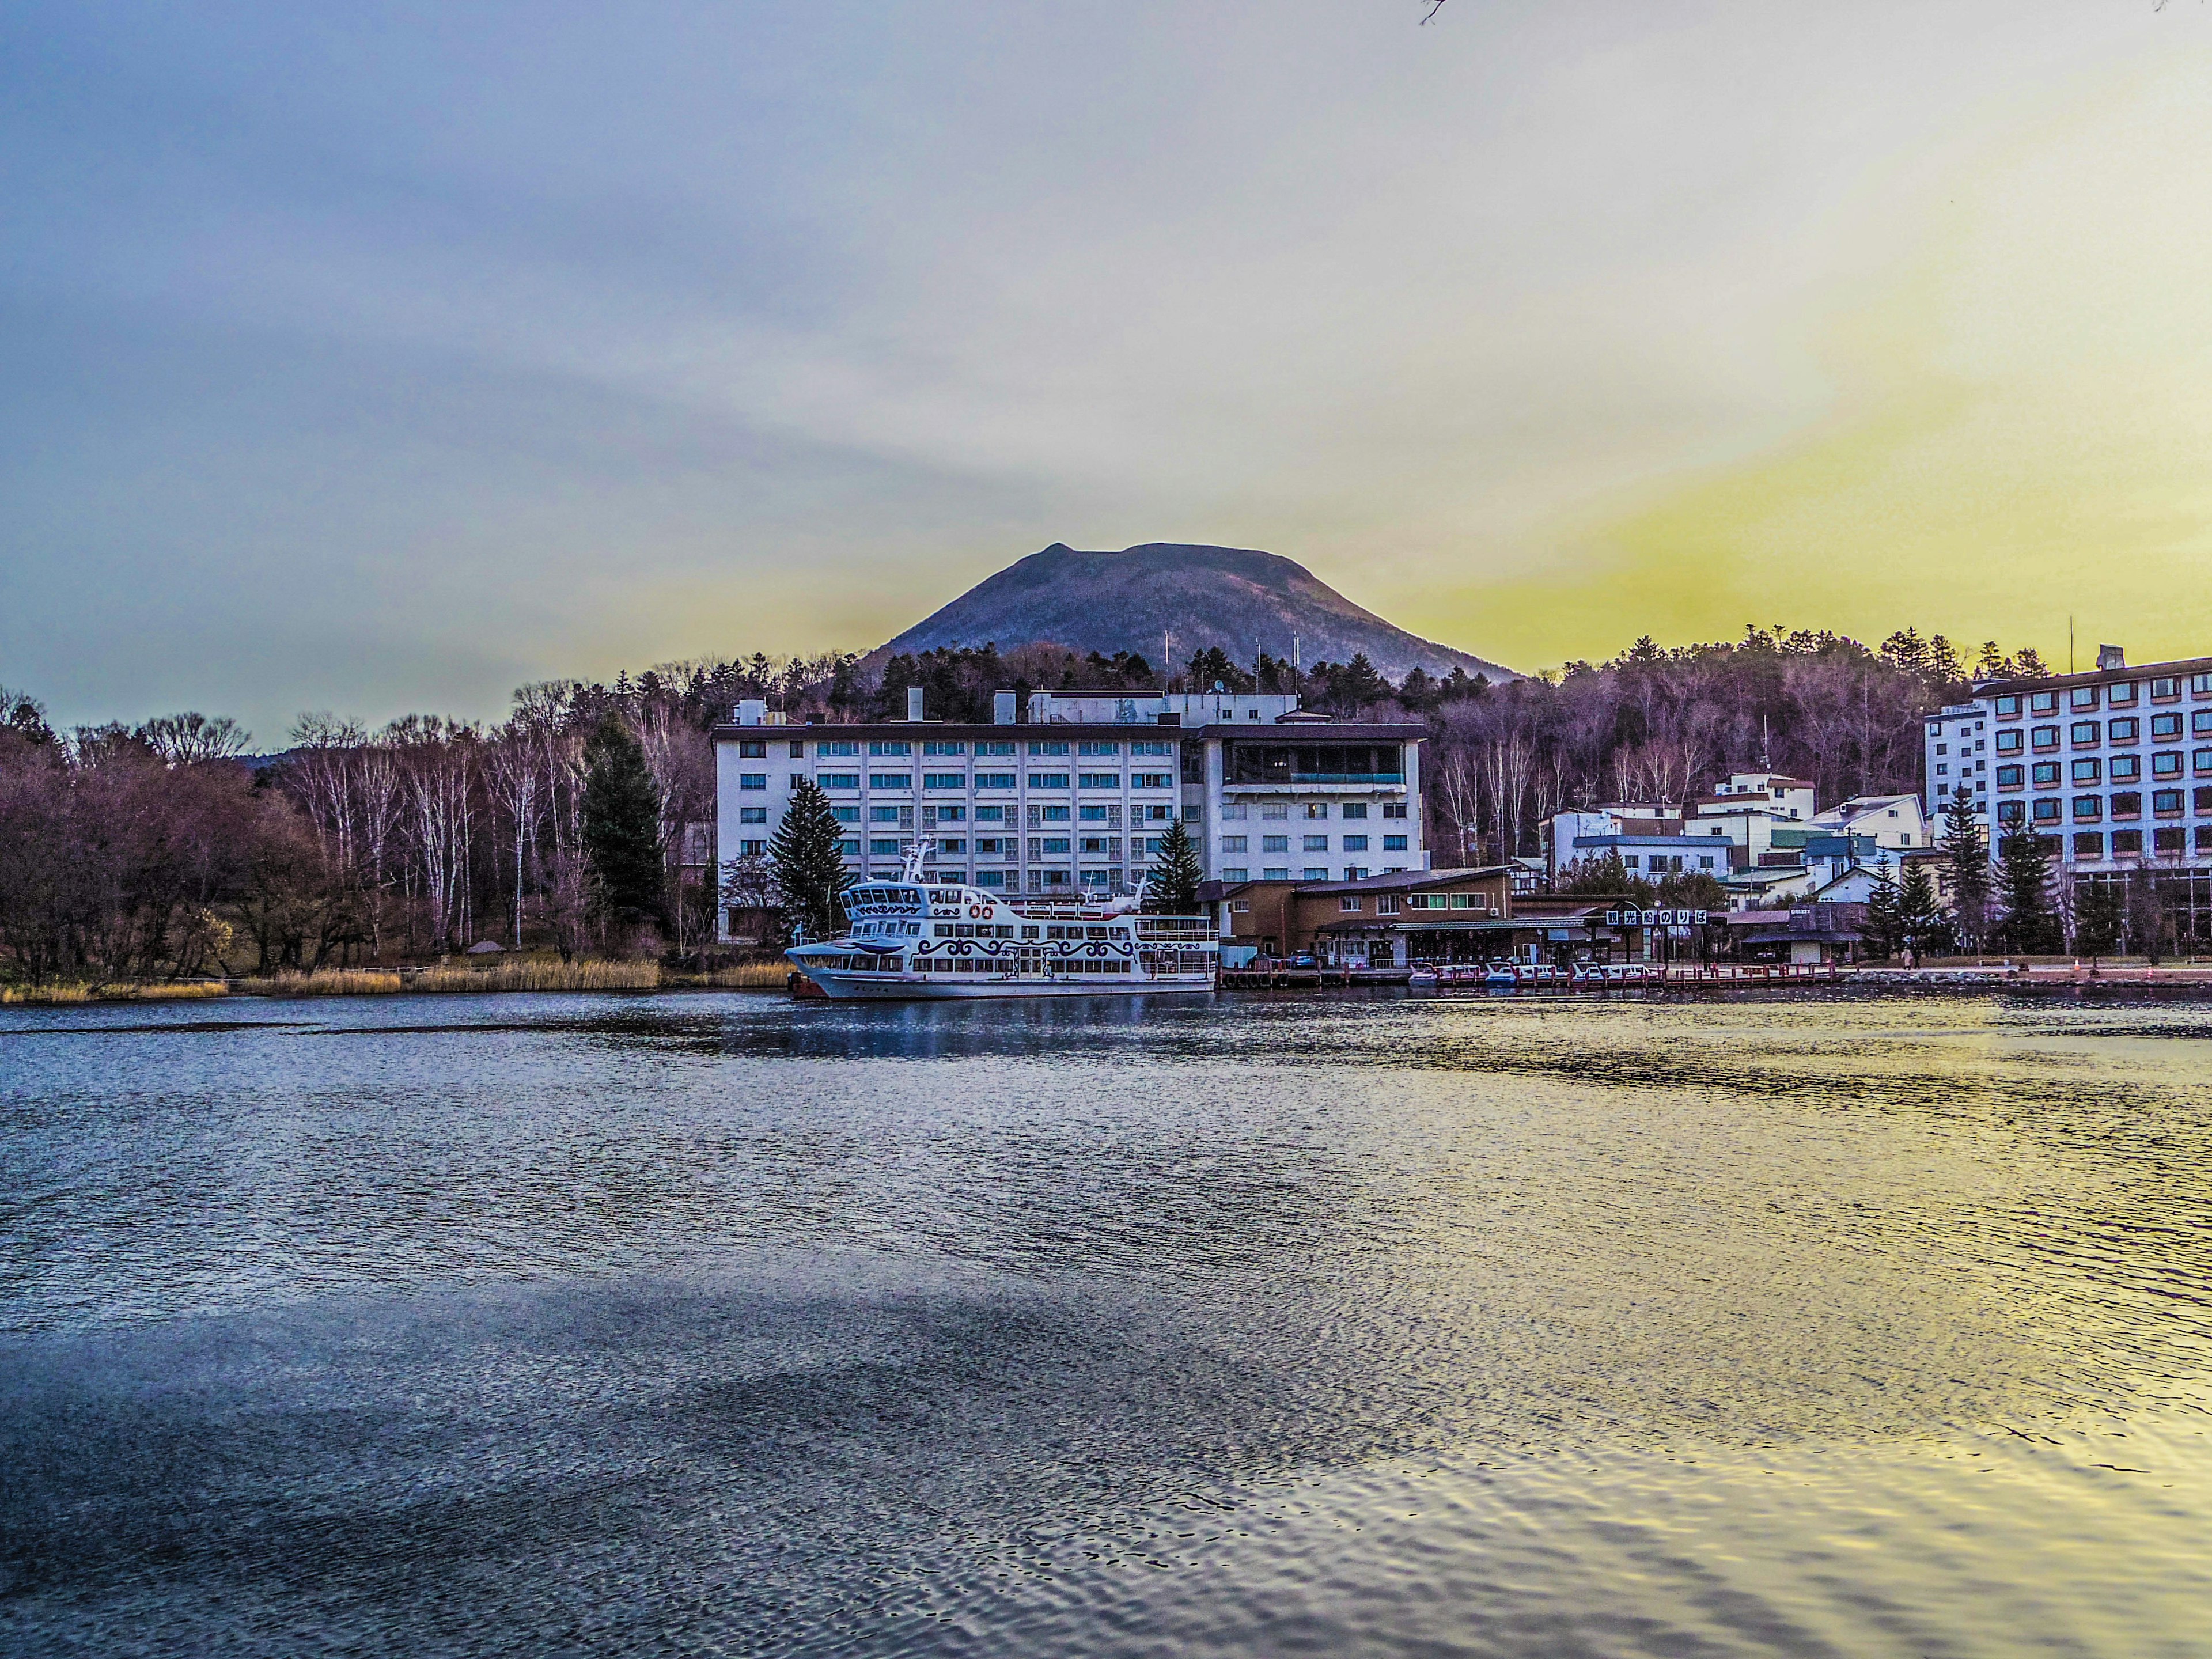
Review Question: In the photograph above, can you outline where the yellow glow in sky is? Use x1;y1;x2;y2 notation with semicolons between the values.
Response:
1441;57;2212;672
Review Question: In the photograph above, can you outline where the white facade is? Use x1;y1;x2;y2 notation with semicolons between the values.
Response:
1541;804;1681;882
1960;649;2212;876
1707;772;1815;818
1686;772;1816;865
1808;793;1927;851
1922;702;1990;821
713;690;1427;941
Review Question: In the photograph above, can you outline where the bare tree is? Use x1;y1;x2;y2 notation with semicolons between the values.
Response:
1432;748;1482;869
388;717;478;953
485;727;542;952
140;712;250;766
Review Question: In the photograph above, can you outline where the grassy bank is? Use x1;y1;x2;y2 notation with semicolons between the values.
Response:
412;959;662;993
230;969;407;996
667;960;791;990
1;980;229;1005
221;956;789;997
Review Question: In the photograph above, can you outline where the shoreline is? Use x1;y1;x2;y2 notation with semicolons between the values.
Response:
12;966;2212;1006
0;961;791;1006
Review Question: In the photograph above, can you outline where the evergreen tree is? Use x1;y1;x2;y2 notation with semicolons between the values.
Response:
1653;869;1729;912
1938;787;1991;950
1321;652;1390;714
1897;858;1945;965
1865;858;1903;960
1143;816;1206;914
579;715;665;926
1997;824;2057;952
1562;850;1655;905
2071;877;2124;961
1183;646;1255;694
769;779;851;943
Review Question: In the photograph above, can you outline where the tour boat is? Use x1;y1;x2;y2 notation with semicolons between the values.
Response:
786;844;1218;1001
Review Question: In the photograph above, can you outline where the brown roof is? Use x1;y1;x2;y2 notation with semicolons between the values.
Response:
1200;721;1426;741
1286;866;1516;896
1972;654;2212;696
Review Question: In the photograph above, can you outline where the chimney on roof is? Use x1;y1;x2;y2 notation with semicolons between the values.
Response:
2097;644;2126;672
907;686;925;722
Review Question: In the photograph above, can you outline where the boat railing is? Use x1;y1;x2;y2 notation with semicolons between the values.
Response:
1133;918;1218;940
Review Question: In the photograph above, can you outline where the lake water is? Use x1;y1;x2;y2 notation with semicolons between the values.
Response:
3;990;2209;1657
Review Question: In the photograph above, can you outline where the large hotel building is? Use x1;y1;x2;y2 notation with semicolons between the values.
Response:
713;688;1427;941
1927;645;2212;933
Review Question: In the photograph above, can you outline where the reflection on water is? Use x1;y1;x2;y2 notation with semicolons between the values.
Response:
1;991;2209;1656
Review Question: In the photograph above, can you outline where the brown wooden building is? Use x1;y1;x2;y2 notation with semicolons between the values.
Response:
1214;866;1539;965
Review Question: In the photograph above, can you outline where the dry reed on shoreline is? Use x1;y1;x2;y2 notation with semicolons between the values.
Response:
674;961;790;989
233;969;406;997
1;983;92;1005
2;980;228;1005
100;980;229;1002
412;959;662;993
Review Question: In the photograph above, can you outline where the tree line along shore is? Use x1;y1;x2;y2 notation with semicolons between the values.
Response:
0;625;2046;993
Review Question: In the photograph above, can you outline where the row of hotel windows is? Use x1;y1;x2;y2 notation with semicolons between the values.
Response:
1996;752;2211;787
737;771;1176;791
2049;828;2212;857
1218;802;1408;820
1990;712;2212;752
730;849;1176;889
858;835;1166;855
1995;786;2212;824
1994;675;2212;716
730;737;1177;758
733;805;1172;830
1221;868;1383;882
728;835;1172;858
1219;835;1410;853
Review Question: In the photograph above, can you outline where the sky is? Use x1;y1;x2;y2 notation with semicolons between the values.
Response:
6;2;2212;742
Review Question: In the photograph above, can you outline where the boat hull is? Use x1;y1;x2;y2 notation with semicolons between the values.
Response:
800;969;1215;1001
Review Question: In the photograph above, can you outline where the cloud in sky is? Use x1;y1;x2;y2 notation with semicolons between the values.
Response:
3;1;2209;740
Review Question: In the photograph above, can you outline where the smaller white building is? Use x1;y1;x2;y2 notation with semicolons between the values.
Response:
1685;772;1815;866
1541;803;1681;883
1809;793;1929;852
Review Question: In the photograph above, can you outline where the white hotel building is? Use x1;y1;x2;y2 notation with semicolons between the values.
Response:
1935;646;2212;923
713;688;1427;940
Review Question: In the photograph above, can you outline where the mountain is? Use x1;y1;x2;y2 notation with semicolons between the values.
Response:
869;543;1514;684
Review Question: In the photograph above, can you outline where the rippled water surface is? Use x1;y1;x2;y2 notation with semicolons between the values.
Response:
3;990;2209;1656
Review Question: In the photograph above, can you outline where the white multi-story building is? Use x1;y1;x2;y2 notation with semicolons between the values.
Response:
1922;700;1990;820
1955;646;2212;889
713;688;1427;941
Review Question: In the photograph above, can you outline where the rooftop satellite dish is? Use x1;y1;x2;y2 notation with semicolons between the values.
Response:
1213;680;1225;692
